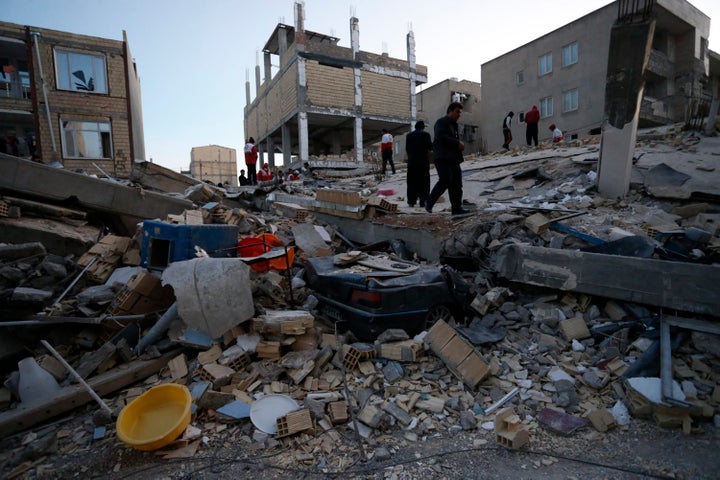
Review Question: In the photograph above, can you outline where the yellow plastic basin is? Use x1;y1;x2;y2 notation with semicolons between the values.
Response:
116;383;192;451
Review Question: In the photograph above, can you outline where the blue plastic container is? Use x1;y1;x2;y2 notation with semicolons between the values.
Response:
141;220;238;270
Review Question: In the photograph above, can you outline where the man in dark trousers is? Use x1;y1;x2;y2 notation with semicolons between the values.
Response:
525;105;540;146
405;121;433;208
425;102;467;215
502;111;514;150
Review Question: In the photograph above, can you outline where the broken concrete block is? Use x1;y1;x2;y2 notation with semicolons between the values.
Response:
377;340;423;362
376;329;410;343
254;310;314;336
276;409;314;437
415;396;446;413
197;344;223;365
559;317;591;340
357;404;384;428
494;407;529;449
537;407;587;435
587;408;617;432
525;213;551;234
382;401;412;426
168;354;188;380
328;400;348;425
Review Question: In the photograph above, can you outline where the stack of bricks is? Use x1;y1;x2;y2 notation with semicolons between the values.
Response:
77;235;133;283
108;270;175;316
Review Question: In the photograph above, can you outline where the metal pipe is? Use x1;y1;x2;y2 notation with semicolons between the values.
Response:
40;339;113;416
52;256;97;307
134;302;178;355
30;31;56;151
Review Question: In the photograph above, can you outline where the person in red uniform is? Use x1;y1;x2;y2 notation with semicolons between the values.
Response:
381;129;395;174
244;137;258;185
257;162;274;182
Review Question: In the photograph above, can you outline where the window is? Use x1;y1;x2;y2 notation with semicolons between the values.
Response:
563;89;578;112
538;53;552;76
55;49;107;93
562;42;578;67
60;120;113;159
516;70;524;85
540;96;553;118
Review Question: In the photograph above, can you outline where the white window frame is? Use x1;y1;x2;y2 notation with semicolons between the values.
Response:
54;48;108;94
563;89;579;112
538;53;552;76
516;70;524;85
562;42;578;67
540;96;554;118
60;119;113;159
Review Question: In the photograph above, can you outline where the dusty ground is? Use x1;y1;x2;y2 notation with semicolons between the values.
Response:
4;407;718;480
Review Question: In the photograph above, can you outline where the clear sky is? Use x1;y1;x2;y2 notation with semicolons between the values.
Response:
4;0;719;172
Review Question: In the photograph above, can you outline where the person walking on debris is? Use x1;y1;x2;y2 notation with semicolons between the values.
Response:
502;111;514;150
405;120;433;208
425;102;467;215
549;124;564;143
238;169;249;186
524;105;540;146
244;138;258;185
381;128;396;174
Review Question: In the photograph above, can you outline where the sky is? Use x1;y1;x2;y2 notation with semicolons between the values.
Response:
4;0;720;172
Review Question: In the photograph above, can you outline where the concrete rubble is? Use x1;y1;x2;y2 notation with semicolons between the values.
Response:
0;124;718;478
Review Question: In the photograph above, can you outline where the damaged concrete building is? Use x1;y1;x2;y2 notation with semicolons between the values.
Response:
243;2;427;168
480;0;713;149
0;21;145;176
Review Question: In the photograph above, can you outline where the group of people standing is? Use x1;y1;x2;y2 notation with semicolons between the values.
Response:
404;101;468;216
240;137;302;187
501;107;563;150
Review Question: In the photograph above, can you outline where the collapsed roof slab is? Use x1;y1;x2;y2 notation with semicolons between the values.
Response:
0;154;192;222
312;212;443;261
494;244;720;316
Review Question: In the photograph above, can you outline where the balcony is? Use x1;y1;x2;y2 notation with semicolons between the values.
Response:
646;49;672;78
0;73;31;101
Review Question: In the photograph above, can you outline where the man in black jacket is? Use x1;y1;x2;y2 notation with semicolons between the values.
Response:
405;121;433;208
425;102;466;215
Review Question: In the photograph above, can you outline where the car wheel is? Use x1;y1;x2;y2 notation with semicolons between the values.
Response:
424;304;454;330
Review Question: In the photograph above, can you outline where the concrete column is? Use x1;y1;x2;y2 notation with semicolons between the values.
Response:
407;29;417;131
281;123;292;166
598;19;656;199
278;27;288;61
255;63;261;97
264;52;272;84
705;76;719;135
266;137;275;169
258;144;265;166
298;111;309;163
245;75;251;108
351;16;363;163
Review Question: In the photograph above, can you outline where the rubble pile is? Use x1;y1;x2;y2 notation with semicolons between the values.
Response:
0;124;718;479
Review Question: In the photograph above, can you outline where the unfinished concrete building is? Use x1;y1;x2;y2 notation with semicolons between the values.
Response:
480;0;711;150
243;2;427;168
189;145;237;187
0;21;145;177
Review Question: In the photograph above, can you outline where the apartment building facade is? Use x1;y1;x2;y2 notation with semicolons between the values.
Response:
480;0;711;150
412;78;483;156
0;21;145;177
189;145;237;187
244;2;427;167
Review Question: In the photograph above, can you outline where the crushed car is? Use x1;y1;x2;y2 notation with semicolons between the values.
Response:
303;252;471;341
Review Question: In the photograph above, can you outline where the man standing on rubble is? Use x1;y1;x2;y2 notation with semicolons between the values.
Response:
244;138;258;185
405;120;433;208
502;111;514;150
524;105;540;146
381;129;396;175
425;102;467;215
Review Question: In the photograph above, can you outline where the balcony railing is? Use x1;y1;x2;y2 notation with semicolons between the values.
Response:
0;75;31;100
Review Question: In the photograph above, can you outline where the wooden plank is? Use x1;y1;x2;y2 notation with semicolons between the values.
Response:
0;349;182;437
494;244;720;316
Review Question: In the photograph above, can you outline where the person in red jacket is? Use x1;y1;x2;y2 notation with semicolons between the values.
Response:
244;137;258;185
257;162;274;182
524;106;540;146
381;129;395;174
